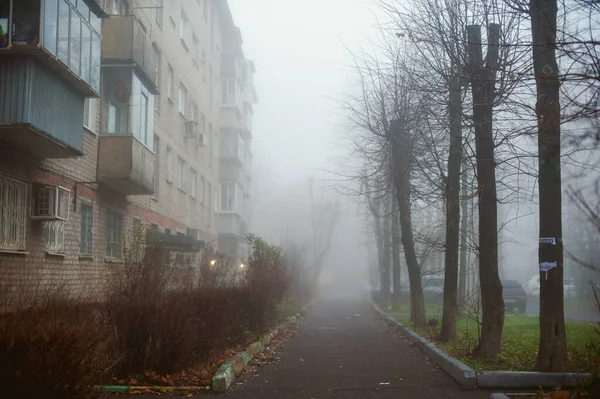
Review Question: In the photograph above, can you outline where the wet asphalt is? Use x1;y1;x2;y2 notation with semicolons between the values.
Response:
220;294;499;399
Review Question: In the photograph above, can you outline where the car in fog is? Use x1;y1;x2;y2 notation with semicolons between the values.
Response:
524;275;576;298
502;280;527;313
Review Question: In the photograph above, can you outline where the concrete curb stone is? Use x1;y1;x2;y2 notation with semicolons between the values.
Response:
370;300;591;390
211;299;316;392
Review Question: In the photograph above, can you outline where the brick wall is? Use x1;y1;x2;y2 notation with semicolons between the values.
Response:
0;0;238;297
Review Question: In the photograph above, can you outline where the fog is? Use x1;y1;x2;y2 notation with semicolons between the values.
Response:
228;0;599;310
228;0;381;290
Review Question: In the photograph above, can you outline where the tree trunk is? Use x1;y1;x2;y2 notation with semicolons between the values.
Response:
458;158;469;308
530;0;567;372
382;198;392;307
373;209;391;306
392;204;402;308
440;74;463;342
467;24;504;358
390;119;426;329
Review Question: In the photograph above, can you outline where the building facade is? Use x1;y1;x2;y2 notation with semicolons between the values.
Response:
216;4;256;260
0;0;255;297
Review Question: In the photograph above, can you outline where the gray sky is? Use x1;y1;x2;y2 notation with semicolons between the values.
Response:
228;0;380;282
229;0;379;184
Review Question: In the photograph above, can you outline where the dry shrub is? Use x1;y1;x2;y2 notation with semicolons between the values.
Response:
0;286;118;399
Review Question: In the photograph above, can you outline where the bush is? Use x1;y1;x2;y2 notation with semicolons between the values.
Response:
107;234;300;378
0;292;118;399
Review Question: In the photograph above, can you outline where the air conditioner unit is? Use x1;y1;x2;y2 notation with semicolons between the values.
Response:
184;120;198;138
31;183;70;221
195;132;207;147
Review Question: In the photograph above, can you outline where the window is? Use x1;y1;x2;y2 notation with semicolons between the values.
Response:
80;202;94;256
43;0;58;53
221;78;240;107
192;33;200;65
200;176;206;203
208;182;212;224
169;0;177;24
107;101;127;134
152;135;160;197
153;44;161;111
106;211;123;260
44;220;65;254
69;8;81;76
167;64;174;100
213;186;219;213
180;10;188;46
83;98;98;133
166;146;173;183
190;168;197;198
178;83;187;115
131;72;155;149
209;123;213;165
155;0;163;26
177;157;185;190
221;182;235;211
111;0;129;15
42;0;101;90
57;0;70;64
0;175;27;251
189;101;198;123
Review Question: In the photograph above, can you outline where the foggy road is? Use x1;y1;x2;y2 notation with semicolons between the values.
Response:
221;295;496;399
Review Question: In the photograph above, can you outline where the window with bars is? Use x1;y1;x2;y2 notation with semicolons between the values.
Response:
80;202;94;256
0;175;28;251
43;220;65;254
105;210;123;259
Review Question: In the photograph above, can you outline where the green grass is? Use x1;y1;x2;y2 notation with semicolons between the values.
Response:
383;306;599;372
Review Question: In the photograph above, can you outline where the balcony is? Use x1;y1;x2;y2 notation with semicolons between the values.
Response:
0;57;85;157
102;16;159;94
219;134;244;166
219;213;245;239
97;135;155;195
0;0;103;97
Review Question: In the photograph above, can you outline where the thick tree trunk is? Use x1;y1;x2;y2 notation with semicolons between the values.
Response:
458;159;469;308
530;0;567;372
390;119;426;329
441;74;463;342
467;24;504;358
392;205;402;308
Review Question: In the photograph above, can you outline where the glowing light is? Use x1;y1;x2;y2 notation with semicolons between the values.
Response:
210;259;216;266
240;263;245;269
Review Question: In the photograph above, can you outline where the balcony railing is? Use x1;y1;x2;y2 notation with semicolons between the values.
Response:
102;16;158;93
97;134;155;195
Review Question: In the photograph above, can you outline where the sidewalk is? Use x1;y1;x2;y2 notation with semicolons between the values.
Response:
222;296;496;398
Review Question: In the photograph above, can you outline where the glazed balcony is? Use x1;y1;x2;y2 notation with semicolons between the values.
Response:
102;15;159;93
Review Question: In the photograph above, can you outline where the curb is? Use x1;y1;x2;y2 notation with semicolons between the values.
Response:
370;300;590;390
211;314;301;392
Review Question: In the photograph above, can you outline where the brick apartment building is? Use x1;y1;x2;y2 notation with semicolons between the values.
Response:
0;0;256;296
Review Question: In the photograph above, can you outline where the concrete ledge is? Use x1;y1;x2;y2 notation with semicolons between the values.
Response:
477;370;591;389
211;313;302;392
371;300;591;390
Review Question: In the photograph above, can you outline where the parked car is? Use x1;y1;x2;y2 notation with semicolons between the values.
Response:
502;280;527;313
422;275;445;294
524;275;576;298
